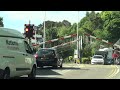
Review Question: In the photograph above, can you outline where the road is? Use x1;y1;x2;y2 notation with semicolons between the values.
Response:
17;63;120;79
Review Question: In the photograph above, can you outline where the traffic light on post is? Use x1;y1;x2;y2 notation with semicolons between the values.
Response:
24;24;29;38
24;24;34;39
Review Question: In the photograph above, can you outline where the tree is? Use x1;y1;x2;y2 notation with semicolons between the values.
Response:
36;11;120;58
57;26;70;37
62;20;71;27
0;17;4;27
101;11;120;43
69;23;77;35
86;11;89;17
37;24;43;35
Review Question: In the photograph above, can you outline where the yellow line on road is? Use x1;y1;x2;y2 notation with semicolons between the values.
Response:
106;65;119;79
108;65;119;79
106;65;116;79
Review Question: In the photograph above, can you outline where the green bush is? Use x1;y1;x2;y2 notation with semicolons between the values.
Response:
63;56;74;63
82;57;91;64
63;57;69;63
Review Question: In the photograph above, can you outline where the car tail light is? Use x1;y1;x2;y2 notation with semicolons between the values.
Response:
34;54;38;58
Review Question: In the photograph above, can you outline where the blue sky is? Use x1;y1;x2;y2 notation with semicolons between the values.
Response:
0;11;101;33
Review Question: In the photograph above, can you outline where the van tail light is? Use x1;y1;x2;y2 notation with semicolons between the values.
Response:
34;54;38;59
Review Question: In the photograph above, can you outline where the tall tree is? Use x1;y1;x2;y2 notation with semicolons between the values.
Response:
0;17;4;27
101;11;120;43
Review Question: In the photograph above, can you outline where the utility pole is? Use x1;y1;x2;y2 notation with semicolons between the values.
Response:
43;11;46;48
79;36;81;59
29;20;30;25
34;26;37;46
77;11;79;62
80;36;82;63
28;20;31;44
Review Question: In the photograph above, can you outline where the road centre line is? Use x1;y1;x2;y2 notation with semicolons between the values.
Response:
106;65;119;79
108;65;119;79
105;65;115;79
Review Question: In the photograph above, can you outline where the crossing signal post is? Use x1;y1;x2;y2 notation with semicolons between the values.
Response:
24;24;34;39
24;24;34;44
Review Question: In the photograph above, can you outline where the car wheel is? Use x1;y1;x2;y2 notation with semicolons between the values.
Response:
37;64;43;68
60;63;63;68
40;66;43;68
53;65;58;69
28;65;36;79
53;62;58;69
39;66;43;68
3;69;10;79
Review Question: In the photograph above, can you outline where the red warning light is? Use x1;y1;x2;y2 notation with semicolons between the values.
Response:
26;28;29;32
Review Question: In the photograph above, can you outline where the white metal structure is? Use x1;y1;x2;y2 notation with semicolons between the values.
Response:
84;33;120;49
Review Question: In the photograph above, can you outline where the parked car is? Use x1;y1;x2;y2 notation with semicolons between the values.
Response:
0;27;37;79
104;59;114;65
34;48;63;68
91;55;104;65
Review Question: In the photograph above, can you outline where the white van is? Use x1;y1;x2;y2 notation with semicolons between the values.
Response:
0;27;37;79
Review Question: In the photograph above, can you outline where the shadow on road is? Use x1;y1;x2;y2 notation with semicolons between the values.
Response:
58;67;89;70
12;66;89;79
37;66;89;71
36;68;62;75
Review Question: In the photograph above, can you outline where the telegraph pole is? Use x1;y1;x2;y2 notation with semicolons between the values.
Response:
29;20;30;25
77;11;79;62
43;11;46;48
28;20;31;44
34;26;37;45
33;26;37;48
80;36;82;63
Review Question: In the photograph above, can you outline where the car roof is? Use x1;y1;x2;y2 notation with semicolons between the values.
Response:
0;27;24;38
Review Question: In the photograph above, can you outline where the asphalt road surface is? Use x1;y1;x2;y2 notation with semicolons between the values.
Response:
15;63;120;79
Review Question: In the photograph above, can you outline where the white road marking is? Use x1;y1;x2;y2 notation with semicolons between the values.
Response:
36;75;58;77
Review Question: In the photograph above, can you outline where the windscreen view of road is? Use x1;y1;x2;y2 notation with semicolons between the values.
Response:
0;11;120;79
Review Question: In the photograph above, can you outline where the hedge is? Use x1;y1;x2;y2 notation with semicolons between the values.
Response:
82;57;91;64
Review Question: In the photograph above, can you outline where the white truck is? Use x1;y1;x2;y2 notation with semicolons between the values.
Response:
94;47;114;65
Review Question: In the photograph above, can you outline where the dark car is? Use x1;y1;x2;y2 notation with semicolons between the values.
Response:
34;48;63;68
104;59;114;65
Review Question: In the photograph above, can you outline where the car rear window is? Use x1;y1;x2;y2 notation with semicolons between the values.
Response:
37;49;55;56
93;56;103;58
